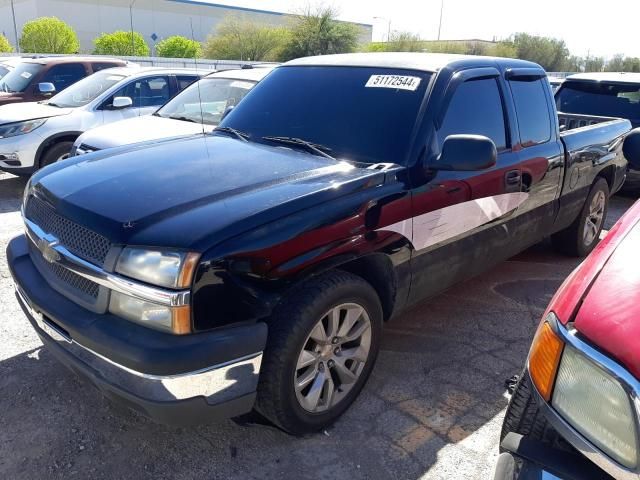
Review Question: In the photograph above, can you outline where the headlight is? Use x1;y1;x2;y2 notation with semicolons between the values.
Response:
552;346;638;468
115;247;200;289
108;291;190;334
0;119;46;138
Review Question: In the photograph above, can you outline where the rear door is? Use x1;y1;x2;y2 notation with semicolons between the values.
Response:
505;69;564;241
408;68;528;303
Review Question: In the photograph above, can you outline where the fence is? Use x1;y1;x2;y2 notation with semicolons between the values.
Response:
1;52;279;71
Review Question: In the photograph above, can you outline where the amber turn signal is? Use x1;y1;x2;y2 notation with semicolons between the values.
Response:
529;321;564;401
171;305;192;335
177;252;200;289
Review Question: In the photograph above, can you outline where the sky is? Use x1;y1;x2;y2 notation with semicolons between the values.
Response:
203;0;640;58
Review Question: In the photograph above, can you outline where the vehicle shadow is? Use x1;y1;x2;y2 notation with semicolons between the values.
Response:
0;173;27;214
0;196;635;480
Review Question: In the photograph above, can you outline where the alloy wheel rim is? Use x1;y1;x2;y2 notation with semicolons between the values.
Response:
57;153;70;162
294;302;372;413
584;190;606;245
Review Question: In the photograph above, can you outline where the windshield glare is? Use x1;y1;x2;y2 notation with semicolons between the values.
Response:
157;77;256;125
556;81;640;124
47;71;126;108
0;63;42;93
219;66;431;165
0;65;11;80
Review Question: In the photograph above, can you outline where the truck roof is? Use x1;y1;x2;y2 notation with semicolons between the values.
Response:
284;52;542;73
566;72;640;84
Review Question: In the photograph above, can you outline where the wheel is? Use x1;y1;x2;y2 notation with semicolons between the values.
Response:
40;141;74;169
552;178;609;257
500;372;571;452
255;270;383;435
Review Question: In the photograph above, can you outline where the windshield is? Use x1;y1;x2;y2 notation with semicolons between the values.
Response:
157;77;256;125
47;71;126;108
219;66;431;165
0;62;42;93
556;81;640;125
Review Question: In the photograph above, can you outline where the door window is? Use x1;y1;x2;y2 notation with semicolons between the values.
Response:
509;79;551;147
91;62;123;73
177;75;198;90
438;78;507;150
41;63;87;92
109;76;171;108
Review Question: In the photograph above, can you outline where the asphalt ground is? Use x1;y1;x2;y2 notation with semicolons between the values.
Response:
0;171;635;479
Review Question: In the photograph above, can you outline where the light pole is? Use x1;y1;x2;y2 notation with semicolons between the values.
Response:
129;0;136;56
10;0;20;53
437;0;444;41
373;16;391;42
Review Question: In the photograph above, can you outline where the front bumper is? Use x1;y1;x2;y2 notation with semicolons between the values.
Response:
0;132;40;173
8;234;268;425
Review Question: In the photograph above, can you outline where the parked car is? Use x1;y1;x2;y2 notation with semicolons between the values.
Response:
0;56;127;106
547;76;564;93
71;67;272;156
0;57;26;80
556;72;640;191
496;192;640;480
0;67;201;175
7;53;640;435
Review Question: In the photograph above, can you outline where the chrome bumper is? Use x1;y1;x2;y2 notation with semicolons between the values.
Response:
16;285;263;405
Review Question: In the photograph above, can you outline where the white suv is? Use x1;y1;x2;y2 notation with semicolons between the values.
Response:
0;67;201;175
71;67;273;157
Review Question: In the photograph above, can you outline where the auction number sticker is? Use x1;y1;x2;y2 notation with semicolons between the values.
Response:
365;75;421;91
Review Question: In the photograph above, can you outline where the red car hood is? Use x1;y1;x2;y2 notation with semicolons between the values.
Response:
572;202;640;379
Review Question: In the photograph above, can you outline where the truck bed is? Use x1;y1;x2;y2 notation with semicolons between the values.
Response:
558;112;621;132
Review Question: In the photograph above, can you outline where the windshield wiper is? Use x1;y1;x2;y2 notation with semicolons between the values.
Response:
168;115;198;123
214;126;249;142
262;136;335;160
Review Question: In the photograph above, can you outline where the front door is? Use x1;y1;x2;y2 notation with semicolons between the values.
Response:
100;75;173;125
407;71;527;305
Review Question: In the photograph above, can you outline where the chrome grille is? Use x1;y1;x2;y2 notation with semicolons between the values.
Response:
25;196;111;266
43;260;100;299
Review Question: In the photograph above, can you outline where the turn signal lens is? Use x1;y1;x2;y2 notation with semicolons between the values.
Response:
529;319;564;401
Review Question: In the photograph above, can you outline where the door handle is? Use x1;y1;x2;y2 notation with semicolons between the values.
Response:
505;170;521;186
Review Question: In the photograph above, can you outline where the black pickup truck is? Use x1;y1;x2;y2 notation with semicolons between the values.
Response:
8;53;640;435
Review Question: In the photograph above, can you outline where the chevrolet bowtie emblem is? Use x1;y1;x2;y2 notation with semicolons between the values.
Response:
36;237;60;263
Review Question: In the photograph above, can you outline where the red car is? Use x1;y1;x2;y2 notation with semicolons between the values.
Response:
497;199;640;480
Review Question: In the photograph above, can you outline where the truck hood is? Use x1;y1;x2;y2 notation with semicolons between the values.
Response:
77;115;211;150
573;208;640;379
0;101;72;124
31;135;384;251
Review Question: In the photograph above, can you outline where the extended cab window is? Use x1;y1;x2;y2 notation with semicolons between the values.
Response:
42;63;87;92
509;79;551;146
438;78;507;150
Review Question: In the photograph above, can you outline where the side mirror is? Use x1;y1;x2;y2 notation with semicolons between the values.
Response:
112;96;133;109
38;82;55;96
623;128;640;170
431;134;497;171
221;105;235;121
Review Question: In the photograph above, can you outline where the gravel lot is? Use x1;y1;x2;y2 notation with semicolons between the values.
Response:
0;171;635;480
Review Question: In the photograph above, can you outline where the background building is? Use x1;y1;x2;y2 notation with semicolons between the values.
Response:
0;0;373;54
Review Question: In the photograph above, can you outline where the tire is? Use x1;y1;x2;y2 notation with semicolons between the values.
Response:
552;178;609;257
40;141;74;169
500;372;571;452
255;270;383;435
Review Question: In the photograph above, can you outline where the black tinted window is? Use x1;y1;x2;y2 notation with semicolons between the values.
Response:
510;79;551;146
439;78;507;149
42;63;86;91
556;81;640;124
221;66;431;165
177;75;198;90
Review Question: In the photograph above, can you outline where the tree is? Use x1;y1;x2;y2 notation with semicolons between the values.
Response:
278;6;359;61
510;33;569;71
20;17;79;54
203;16;288;61
156;35;201;58
584;56;605;73
489;41;517;58
93;31;150;56
385;31;423;52
0;35;13;53
622;57;640;73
